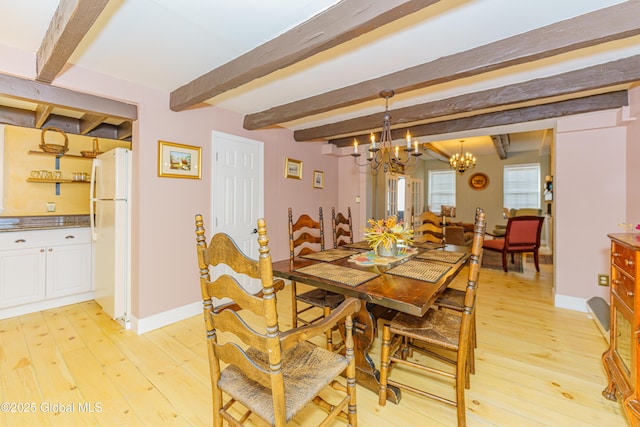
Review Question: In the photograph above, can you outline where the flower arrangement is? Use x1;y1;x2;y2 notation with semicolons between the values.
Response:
364;216;413;254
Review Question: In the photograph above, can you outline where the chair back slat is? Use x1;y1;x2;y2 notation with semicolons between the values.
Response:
200;232;261;279
213;308;269;352
205;275;265;315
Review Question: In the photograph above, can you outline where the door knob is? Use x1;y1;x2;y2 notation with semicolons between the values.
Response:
252;228;258;234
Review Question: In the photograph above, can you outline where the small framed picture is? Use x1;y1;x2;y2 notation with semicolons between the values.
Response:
158;140;201;179
285;158;302;179
313;170;324;189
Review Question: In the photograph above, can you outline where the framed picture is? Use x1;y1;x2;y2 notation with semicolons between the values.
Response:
313;170;324;189
158;141;201;179
285;158;302;179
469;172;489;191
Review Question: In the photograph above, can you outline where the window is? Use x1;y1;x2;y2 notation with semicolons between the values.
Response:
503;164;541;209
428;170;455;214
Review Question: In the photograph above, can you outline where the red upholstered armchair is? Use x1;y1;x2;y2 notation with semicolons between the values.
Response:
483;215;545;272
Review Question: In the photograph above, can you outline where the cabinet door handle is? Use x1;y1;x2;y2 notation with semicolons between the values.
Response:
625;259;635;267
65;235;75;239
40;248;45;253
48;248;53;252
628;290;635;297
14;239;26;243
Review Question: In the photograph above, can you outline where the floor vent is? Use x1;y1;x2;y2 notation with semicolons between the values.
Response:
587;296;610;343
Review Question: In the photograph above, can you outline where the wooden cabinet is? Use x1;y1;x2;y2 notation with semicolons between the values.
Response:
603;233;640;426
0;228;92;316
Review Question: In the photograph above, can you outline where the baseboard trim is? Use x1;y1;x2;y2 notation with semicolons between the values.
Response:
554;294;588;313
133;301;202;335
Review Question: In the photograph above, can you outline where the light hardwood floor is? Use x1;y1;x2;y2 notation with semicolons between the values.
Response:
0;257;627;426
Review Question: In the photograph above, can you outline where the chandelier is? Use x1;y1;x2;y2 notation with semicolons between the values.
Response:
351;90;421;175
449;140;476;174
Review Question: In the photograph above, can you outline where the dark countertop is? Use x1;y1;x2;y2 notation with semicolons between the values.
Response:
0;215;91;232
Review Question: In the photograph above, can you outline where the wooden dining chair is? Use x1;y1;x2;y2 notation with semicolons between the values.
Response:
433;208;485;375
289;207;345;350
195;214;359;427
378;211;486;427
482;215;545;272
332;207;354;248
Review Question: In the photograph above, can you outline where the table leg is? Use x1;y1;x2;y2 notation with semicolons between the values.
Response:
352;302;401;404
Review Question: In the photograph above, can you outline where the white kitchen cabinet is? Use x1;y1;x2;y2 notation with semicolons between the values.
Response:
46;240;92;299
0;246;46;308
0;228;92;315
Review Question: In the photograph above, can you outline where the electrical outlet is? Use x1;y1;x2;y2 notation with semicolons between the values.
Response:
598;274;609;287
46;202;56;212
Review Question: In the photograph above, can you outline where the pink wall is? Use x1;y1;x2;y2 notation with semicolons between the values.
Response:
627;86;640;224
554;110;628;307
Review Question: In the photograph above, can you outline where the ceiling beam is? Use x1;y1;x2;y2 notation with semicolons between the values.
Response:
79;113;108;135
330;91;628;147
34;104;54;128
170;0;440;111
422;142;450;161
245;0;640;130
294;55;640;141
0;72;137;121
117;121;133;140
36;0;109;83
490;135;510;160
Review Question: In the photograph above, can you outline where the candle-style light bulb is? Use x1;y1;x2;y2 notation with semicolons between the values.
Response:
353;139;358;154
395;146;399;158
406;131;411;148
370;133;375;149
414;140;418;152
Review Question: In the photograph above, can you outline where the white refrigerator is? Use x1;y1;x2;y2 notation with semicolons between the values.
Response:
90;148;131;328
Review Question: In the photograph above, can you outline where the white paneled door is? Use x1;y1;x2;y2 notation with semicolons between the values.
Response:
212;131;264;292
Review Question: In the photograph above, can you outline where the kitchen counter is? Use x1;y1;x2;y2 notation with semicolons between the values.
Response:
0;215;90;232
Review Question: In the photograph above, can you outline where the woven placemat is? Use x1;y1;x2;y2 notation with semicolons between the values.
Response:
294;263;380;287
412;242;445;250
342;241;371;250
301;248;360;262
415;250;466;264
386;260;451;283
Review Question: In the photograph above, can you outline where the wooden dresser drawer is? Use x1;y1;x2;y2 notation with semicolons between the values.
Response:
612;241;638;278
613;267;636;310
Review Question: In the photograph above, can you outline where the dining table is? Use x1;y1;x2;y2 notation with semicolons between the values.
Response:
271;240;470;404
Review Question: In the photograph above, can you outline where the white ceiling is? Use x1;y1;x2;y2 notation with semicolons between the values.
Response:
0;0;636;157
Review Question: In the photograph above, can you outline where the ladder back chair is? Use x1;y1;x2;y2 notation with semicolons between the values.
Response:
332;207;354;248
195;214;359;427
289;207;345;351
378;211;486;427
434;208;485;374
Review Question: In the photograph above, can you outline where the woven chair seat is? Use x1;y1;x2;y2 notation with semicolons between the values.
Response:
297;288;345;308
434;287;465;311
219;341;348;425
390;308;461;352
